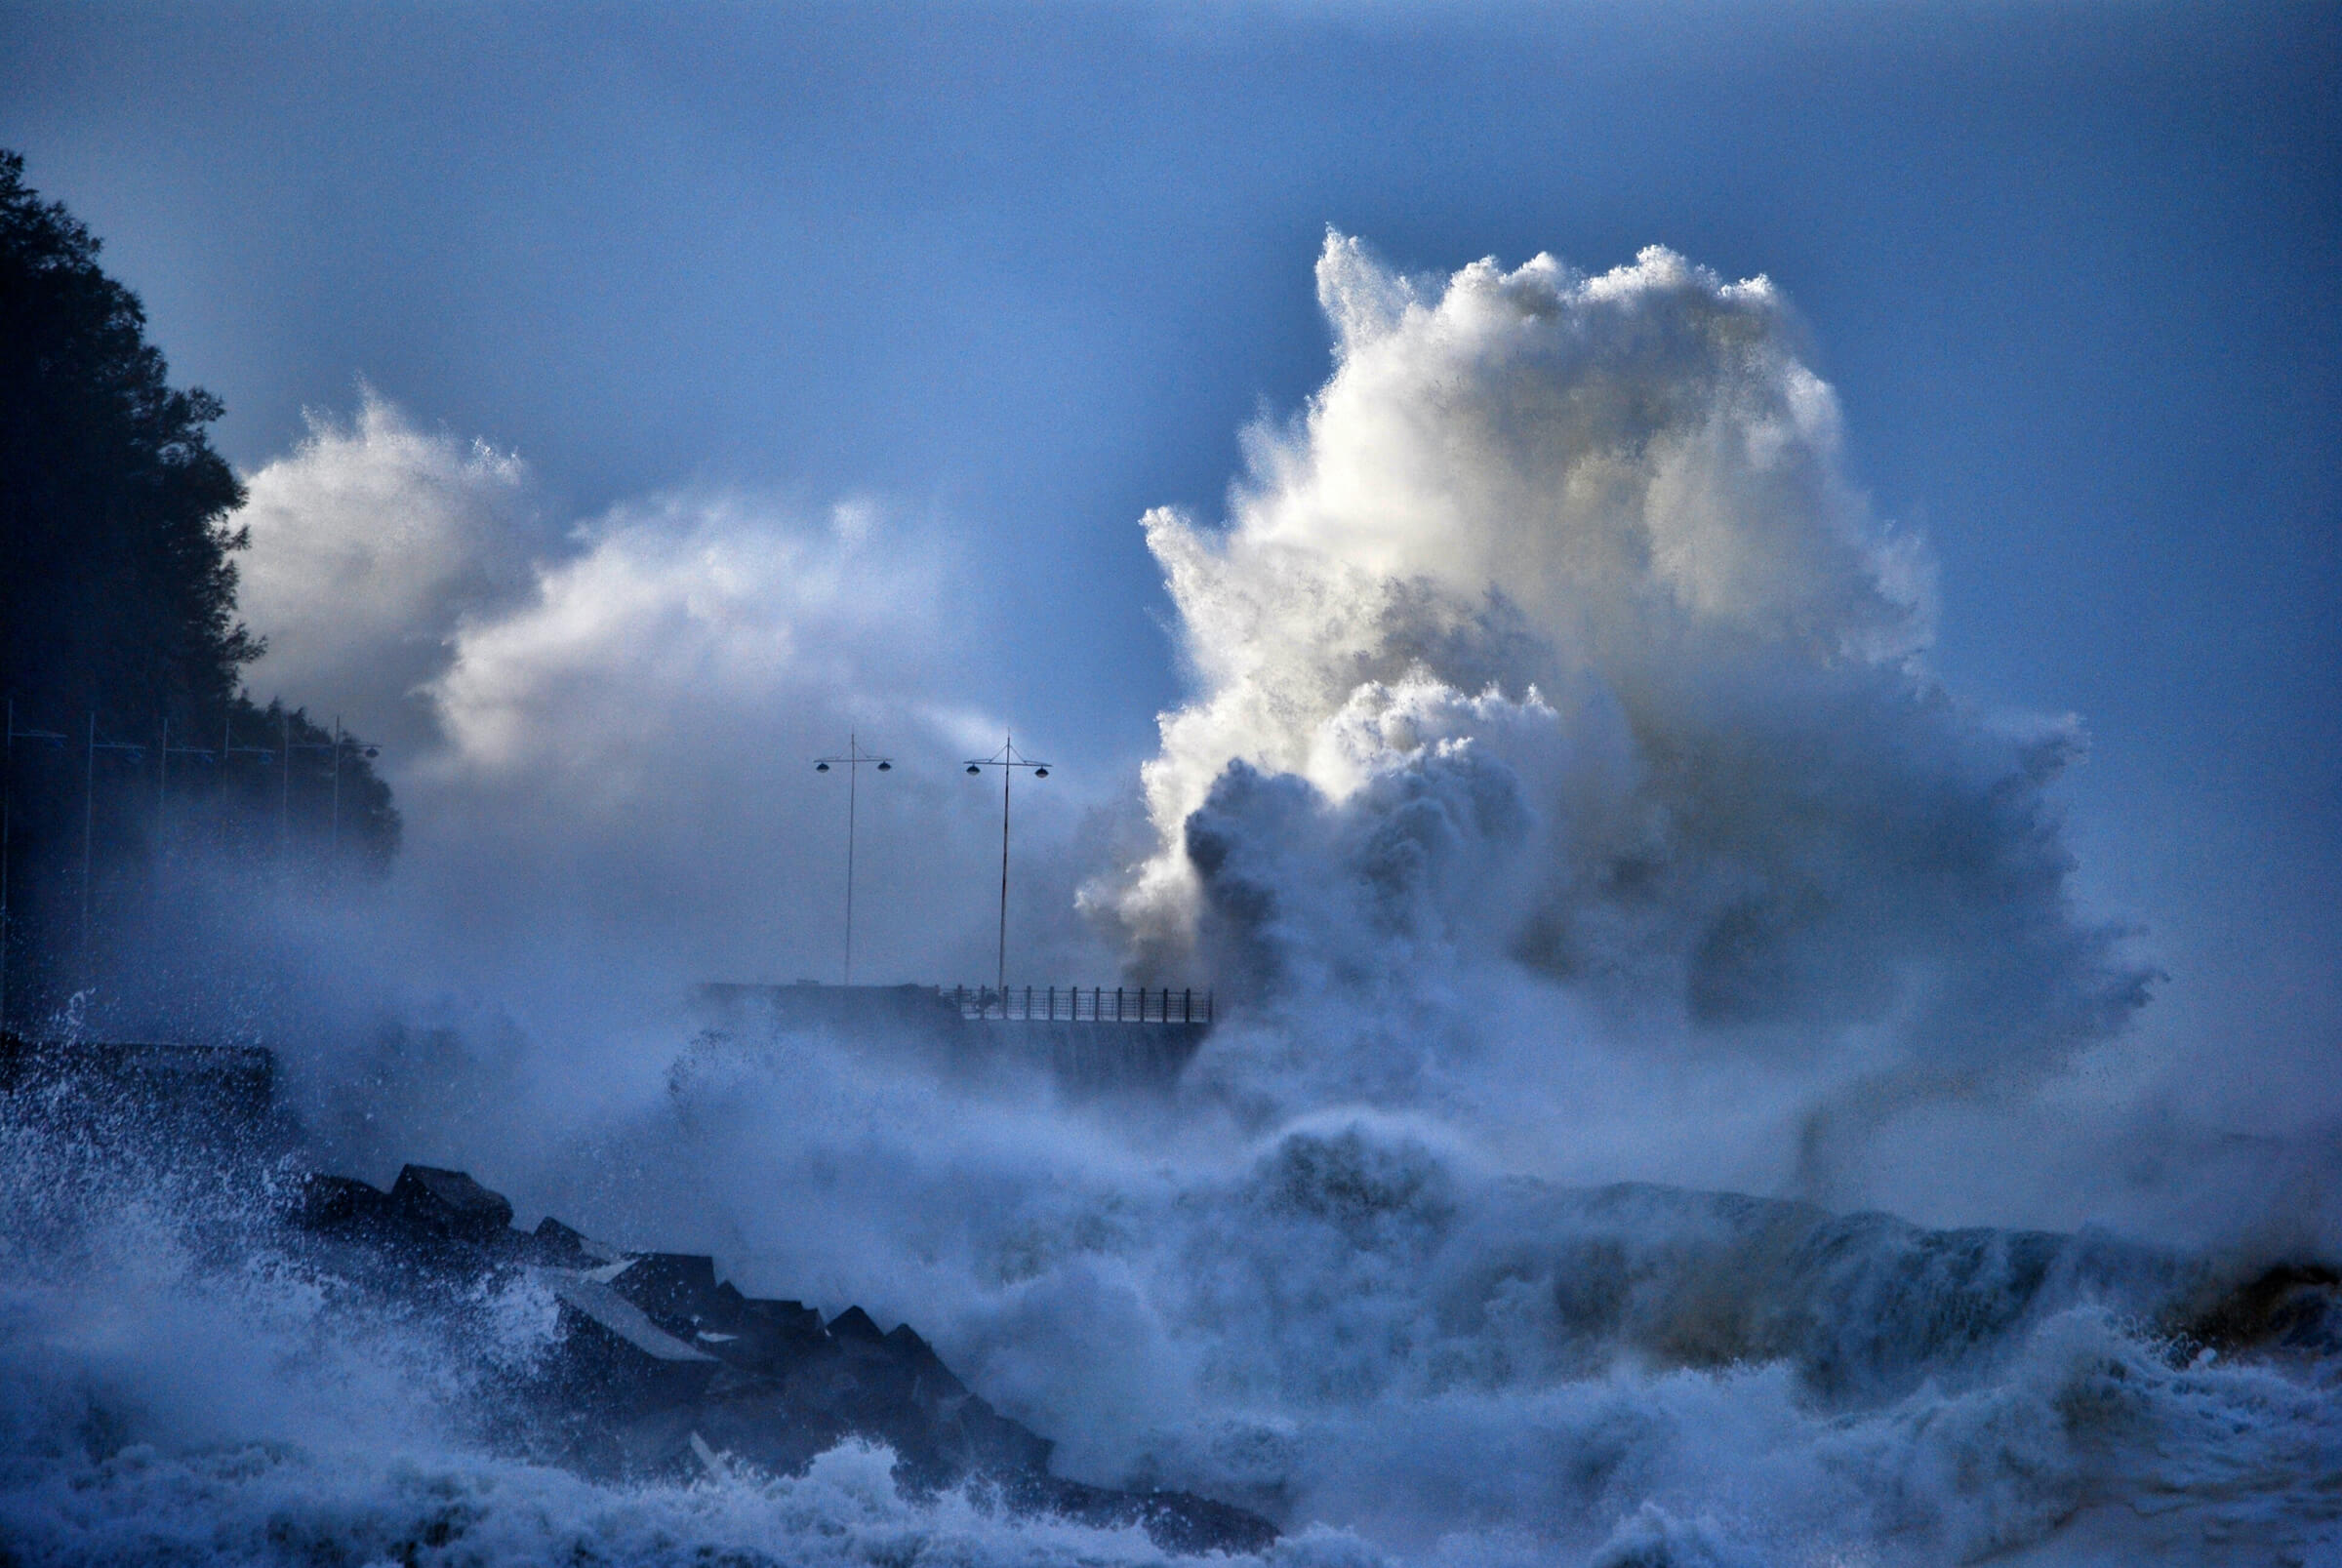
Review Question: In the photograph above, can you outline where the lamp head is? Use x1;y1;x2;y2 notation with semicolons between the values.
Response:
876;760;891;771
816;761;830;772
967;764;982;775
1032;767;1048;778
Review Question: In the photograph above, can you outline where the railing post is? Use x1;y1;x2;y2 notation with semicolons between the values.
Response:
1184;987;1191;1024
1115;985;1122;1023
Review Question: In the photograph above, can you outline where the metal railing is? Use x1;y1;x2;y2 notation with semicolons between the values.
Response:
943;985;1213;1025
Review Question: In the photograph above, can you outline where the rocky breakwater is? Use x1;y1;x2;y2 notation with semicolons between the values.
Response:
294;1162;1275;1554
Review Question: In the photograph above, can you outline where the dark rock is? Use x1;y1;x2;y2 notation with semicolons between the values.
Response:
17;1039;1272;1545
2183;1262;2342;1356
296;1172;388;1230
691;1376;853;1478
884;1322;969;1401
271;1156;1275;1548
828;1305;885;1342
948;1392;1053;1475
388;1164;514;1242
529;1215;624;1267
611;1253;718;1327
747;1296;825;1338
545;1272;721;1409
701;1292;828;1377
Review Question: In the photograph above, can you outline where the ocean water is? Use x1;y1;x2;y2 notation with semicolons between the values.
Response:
6;237;2335;1566
1;1049;2336;1568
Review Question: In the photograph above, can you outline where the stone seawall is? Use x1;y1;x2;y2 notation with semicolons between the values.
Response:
693;982;1214;1093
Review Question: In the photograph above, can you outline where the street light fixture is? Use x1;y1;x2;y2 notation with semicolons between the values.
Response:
964;733;1050;998
814;734;893;985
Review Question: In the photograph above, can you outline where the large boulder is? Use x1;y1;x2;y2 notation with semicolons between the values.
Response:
280;1158;1278;1554
543;1272;721;1407
389;1164;514;1242
610;1252;719;1323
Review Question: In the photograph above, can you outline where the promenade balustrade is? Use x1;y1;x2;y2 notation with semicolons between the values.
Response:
943;984;1211;1025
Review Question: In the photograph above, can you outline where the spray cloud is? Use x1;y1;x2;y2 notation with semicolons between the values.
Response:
1106;235;2151;1167
6;236;2331;1568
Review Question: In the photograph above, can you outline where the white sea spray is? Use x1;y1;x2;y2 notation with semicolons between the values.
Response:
6;236;2335;1566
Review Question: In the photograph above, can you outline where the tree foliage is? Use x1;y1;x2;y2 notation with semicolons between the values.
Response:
1;149;257;721
1;150;397;1025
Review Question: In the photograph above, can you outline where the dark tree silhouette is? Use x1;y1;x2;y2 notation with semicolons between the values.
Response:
1;149;257;721
2;150;396;1027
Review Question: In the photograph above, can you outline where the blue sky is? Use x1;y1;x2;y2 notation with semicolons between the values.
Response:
3;0;2335;1106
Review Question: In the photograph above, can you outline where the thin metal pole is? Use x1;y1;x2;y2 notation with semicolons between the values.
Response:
964;734;1046;999
817;736;891;985
330;716;342;862
997;733;1011;995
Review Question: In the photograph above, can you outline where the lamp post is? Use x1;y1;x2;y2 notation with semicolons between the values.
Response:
814;734;892;985
963;734;1049;998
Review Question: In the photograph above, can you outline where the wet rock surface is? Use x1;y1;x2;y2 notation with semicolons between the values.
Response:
290;1162;1277;1554
2180;1261;2342;1359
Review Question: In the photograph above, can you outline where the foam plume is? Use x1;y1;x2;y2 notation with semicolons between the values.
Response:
234;389;543;752
3;243;2331;1568
1106;235;2150;1136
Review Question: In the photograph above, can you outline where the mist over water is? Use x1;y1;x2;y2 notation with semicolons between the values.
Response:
5;239;2336;1566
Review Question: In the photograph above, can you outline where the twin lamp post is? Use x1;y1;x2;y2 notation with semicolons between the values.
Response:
814;731;1047;994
